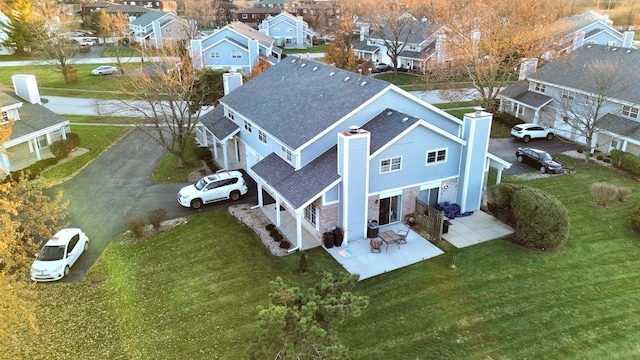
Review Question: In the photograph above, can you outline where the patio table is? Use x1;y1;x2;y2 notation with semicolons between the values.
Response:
378;230;402;252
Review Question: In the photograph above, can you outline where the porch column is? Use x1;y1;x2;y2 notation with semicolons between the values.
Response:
496;167;503;184
212;139;218;159
257;181;264;206
275;196;281;227
31;138;42;161
533;108;541;124
295;210;303;250
221;140;229;170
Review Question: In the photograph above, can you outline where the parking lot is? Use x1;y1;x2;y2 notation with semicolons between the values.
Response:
489;136;579;175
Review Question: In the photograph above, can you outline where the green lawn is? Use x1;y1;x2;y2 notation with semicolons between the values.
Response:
9;154;640;358
282;44;327;54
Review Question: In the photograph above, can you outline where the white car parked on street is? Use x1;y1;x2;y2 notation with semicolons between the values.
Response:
91;65;118;76
30;228;89;282
178;170;248;209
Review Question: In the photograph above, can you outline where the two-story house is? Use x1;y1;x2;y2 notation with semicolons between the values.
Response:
258;12;312;49
195;58;510;251
552;10;635;58
190;21;280;76
231;7;281;29
128;10;194;49
353;15;449;73
499;44;640;156
0;75;70;174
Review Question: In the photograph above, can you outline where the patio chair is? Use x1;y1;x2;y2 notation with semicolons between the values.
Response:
370;239;382;253
395;229;409;244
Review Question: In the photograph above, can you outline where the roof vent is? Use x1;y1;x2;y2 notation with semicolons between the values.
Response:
587;45;592;48
627;49;632;53
329;71;335;76
344;76;350;81
360;81;367;86
313;66;318;71
292;59;297;63
401;117;409;122
349;125;360;133
301;63;306;67
386;111;393;116
612;47;618;51
474;106;485;116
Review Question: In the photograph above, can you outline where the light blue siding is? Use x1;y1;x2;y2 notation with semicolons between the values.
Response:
369;126;463;194
338;133;369;240
324;183;339;203
457;113;491;212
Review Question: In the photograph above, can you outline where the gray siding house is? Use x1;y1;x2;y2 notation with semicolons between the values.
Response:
196;59;509;250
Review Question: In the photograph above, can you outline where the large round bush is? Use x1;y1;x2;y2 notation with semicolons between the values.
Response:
488;183;570;250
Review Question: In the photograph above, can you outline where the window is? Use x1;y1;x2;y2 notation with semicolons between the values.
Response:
228;111;235;120
562;90;575;100
533;82;546;92
426;148;447;165
380;156;402;173
258;130;267;144
244;120;252;132
242;14;248;19
36;134;48;149
1;111;8;121
232;52;242;59
273;28;279;32
622;105;639;119
281;145;292;162
304;202;317;225
210;52;221;59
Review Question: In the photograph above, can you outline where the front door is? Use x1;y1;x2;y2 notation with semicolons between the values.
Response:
379;195;401;225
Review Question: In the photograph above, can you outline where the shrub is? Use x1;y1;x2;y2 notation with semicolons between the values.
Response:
610;149;624;167
273;233;283;242
279;240;291;249
50;139;73;159
13;158;59;179
604;158;611;163
125;217;147;238
620;152;640;175
630;207;640;235
265;224;275;231
596;155;603;161
298;252;309;274
486;183;529;227
66;132;81;148
512;187;570;250
147;208;167;229
493;112;522;128
591;182;618;207
615;186;632;203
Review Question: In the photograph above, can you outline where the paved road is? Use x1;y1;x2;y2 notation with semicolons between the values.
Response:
48;128;259;282
489;137;579;175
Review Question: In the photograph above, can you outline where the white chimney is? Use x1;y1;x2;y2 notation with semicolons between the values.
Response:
12;74;41;104
223;72;243;95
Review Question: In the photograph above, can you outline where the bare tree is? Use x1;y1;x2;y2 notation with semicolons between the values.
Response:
425;0;568;111
94;10;130;75
117;46;224;168
368;3;421;77
177;0;220;29
553;57;630;163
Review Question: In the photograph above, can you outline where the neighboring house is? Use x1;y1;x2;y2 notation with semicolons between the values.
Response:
253;0;292;10
232;7;282;29
121;0;177;14
190;21;280;76
0;11;14;55
498;44;640;156
212;1;238;28
0;75;70;174
353;15;449;73
551;10;635;58
128;10;194;48
195;59;510;250
258;12;312;49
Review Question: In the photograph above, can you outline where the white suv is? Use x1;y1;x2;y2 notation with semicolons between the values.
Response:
178;170;248;209
511;123;554;142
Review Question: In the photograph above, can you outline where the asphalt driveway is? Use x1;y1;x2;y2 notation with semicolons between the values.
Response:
46;128;258;283
489;136;579;175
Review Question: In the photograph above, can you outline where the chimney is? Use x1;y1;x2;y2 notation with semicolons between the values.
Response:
12;74;41;104
518;58;538;80
457;109;492;213
223;72;243;95
623;31;634;48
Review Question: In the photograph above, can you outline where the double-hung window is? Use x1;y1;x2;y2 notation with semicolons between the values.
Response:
622;105;639;119
258;130;267;144
380;156;401;173
281;145;292;162
232;52;242;59
561;90;575;100
533;82;546;92
244;120;252;132
304;203;317;226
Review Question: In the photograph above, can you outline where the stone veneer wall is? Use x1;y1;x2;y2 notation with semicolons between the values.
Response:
319;201;339;234
402;186;420;220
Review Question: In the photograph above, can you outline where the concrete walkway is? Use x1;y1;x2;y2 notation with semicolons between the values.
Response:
442;211;514;248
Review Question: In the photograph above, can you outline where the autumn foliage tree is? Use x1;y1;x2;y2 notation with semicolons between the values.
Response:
0;0;47;54
324;15;357;70
93;10;130;74
248;56;271;80
425;0;568;111
0;122;69;342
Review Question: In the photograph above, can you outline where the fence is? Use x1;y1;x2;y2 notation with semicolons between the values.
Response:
413;199;445;241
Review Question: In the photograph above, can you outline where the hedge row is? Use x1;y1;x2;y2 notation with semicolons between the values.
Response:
610;149;640;176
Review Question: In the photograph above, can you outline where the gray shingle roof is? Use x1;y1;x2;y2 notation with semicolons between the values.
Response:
252;147;339;210
352;40;379;53
199;106;239;140
499;80;553;109
369;18;440;45
1;89;69;141
528;44;640;105
362;108;420;154
599;113;640;141
220;57;391;149
557;10;607;34
130;10;168;27
227;21;275;49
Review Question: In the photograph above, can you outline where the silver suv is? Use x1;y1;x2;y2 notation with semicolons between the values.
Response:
177;170;248;209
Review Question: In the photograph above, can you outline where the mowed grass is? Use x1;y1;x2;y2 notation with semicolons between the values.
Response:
9;155;640;359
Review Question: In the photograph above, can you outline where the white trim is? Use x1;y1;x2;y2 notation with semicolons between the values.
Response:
425;147;447;166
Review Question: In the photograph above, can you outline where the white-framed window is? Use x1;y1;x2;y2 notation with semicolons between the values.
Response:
1;111;8;121
380;156;402;173
232;52;242;59
210;52;221;59
426;148;447;165
562;89;575;100
273;28;279;32
517;106;524;116
244;120;252;132
281;145;292;162
533;82;546;92
242;14;248;19
622;105;639;119
287;28;293;32
37;134;48;149
258;130;267;144
304;202;317;225
228;111;235;120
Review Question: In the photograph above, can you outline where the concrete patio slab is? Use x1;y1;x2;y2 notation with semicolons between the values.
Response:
324;223;444;281
442;210;514;248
